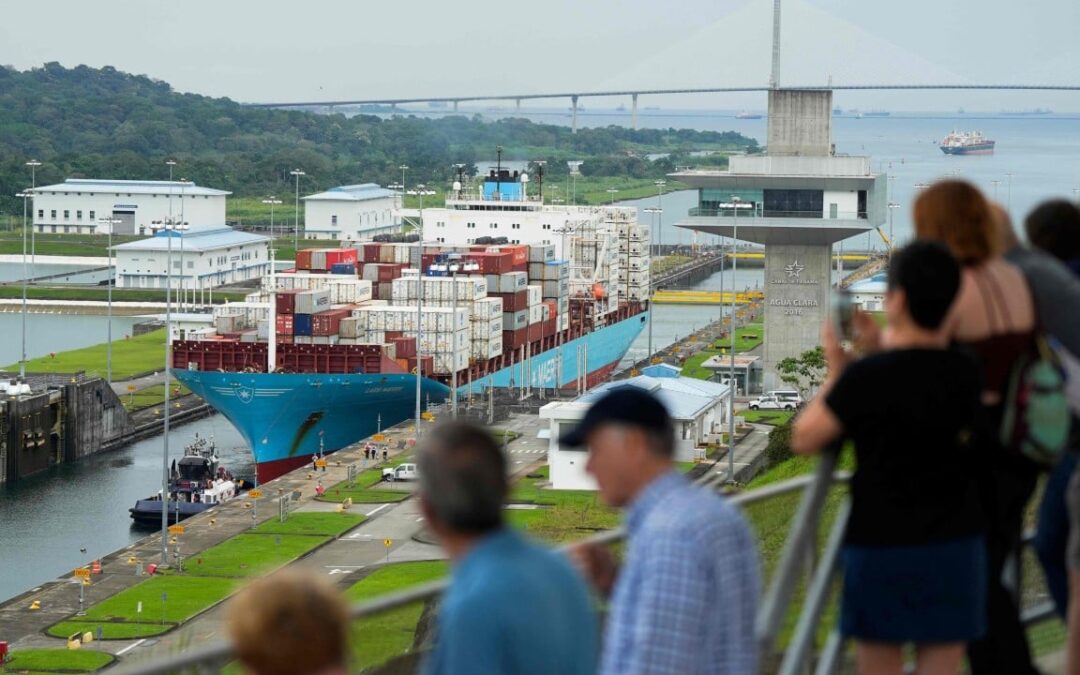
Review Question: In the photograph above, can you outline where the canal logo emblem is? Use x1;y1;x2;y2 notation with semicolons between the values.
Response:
784;260;805;279
235;385;255;404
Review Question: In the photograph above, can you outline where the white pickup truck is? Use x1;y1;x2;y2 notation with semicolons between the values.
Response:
382;463;419;482
747;395;798;411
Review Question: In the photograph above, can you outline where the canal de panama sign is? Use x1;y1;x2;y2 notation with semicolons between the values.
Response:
769;259;822;315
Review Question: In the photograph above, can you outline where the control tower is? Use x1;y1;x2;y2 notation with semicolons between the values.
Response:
672;89;885;388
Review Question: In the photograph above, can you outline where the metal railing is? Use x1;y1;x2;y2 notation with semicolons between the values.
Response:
106;450;1057;675
689;206;869;220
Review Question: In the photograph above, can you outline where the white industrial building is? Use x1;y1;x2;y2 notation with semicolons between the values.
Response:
31;179;230;235
112;227;270;290
302;184;397;241
848;272;886;312
539;366;732;490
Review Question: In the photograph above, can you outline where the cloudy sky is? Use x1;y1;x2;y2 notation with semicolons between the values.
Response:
2;0;1078;110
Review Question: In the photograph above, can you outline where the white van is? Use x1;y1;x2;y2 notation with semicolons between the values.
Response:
748;395;798;411
382;463;419;482
768;390;804;406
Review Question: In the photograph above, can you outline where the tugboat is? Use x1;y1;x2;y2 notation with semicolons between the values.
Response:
129;435;242;526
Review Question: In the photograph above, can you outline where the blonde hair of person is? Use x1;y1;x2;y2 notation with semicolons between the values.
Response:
913;180;1001;266
227;568;350;675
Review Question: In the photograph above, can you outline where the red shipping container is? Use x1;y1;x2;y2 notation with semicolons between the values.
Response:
362;244;382;263
391;336;416;358
512;262;528;273
385;330;404;339
503;328;528;350
494;290;529;312
324;248;358;267
500;245;528;266
276;289;300;315
380;263;405;282
276;314;295;335
470;252;513;275
276;334;294;344
407;355;434;374
543;317;558;338
296;250;314;270
312;309;351;336
543;299;558;320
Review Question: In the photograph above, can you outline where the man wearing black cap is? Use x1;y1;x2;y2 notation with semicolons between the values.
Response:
565;386;759;675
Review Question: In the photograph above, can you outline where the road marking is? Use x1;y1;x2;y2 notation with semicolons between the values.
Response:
328;568;347;575
116;639;147;656
415;517;424;522
365;504;391;517
346;533;373;540
324;565;365;569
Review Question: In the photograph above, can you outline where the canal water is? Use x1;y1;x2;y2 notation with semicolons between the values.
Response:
0;414;251;603
0;312;151;366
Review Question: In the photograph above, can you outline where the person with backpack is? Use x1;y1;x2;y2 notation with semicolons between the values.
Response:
996;200;1080;621
912;180;1042;675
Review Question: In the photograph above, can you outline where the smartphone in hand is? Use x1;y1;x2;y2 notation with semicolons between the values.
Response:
831;289;856;341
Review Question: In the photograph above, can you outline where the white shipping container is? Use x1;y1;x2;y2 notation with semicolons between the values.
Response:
529;304;544;325
542;279;569;298
310;250;327;271
543;261;570;280
432;351;470;375
240;331;258;343
326;279;373;304
339;317;362;338
560;314;569;331
294;336;314;344
214;314;241;333
526;285;542;306
498;272;528;293
528;244;555;263
471;297;503;320
311;335;340;345
471;336;503;360
295;289;332;314
257;320;270;339
503;310;528;331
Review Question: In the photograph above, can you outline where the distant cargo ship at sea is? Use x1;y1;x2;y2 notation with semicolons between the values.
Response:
939;130;995;155
1002;108;1052;116
735;111;763;119
862;110;890;117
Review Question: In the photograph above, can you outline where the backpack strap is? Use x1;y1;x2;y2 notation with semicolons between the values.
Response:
971;268;1004;333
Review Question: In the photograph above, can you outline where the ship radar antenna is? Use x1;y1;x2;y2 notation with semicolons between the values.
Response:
533;161;545;202
453;163;467;197
495;146;503;199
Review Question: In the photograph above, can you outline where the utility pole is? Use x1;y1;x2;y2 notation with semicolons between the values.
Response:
728;196;740;484
290;169;305;250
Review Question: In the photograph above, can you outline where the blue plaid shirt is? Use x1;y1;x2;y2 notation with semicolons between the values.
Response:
600;471;760;675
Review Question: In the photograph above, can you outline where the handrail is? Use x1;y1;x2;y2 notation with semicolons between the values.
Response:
110;466;850;675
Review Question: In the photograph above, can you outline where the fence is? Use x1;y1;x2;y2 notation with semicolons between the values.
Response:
109;450;1059;674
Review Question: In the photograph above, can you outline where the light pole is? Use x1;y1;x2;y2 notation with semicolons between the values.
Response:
166;160;177;224
99;217;123;383
606;188;619;206
160;216;183;565
643;207;662;361
26;160;40;278
654;179;666;254
290;169;305;249
397;165;409;229
16;191;30;378
728;195;741;484
991;179;1001;201
406;185;436;235
445;255;480;418
887;202;900;252
387;183;403;232
261;197;282;240
1005;172;1014;215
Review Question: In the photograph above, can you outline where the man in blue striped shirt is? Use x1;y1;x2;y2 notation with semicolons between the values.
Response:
565;387;760;675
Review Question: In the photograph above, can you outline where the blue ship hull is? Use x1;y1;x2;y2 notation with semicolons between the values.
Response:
174;312;647;481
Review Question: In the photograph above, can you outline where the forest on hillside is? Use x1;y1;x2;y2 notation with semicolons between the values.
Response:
0;63;758;214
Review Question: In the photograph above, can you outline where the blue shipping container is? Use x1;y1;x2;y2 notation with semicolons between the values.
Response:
330;263;356;275
293;313;314;336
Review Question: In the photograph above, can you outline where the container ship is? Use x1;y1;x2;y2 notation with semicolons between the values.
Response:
171;169;649;482
939;130;995;155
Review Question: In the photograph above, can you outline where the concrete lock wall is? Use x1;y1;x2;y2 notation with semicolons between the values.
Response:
762;243;833;390
63;379;133;463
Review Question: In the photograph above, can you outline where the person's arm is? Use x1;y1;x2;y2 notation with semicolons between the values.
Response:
1019;251;1080;355
792;324;850;455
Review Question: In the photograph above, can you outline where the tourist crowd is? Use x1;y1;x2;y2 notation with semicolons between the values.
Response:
226;181;1080;675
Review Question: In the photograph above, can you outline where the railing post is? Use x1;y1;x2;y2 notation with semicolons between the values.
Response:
756;448;840;652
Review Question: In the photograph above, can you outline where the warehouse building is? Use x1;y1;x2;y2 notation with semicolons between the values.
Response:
31;179;230;235
112;227;269;290
302;183;397;242
539;367;732;490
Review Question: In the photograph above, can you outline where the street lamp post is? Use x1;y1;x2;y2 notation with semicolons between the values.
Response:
26;160;41;285
606;188;619;206
642;207;662;360
406;185;436;235
99;217;123;383
16;191;30;378
160;216;183;565
991;179;1001;201
887;202;900;253
290;169;305;249
654;179;666;254
261;197;282;240
728;195;741;483
1005;172;1014;215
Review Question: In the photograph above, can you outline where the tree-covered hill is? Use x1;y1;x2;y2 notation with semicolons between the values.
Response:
0;63;757;213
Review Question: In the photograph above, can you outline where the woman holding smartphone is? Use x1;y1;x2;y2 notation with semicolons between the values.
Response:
793;241;986;675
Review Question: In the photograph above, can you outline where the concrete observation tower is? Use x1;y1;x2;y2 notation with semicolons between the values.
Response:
672;89;886;389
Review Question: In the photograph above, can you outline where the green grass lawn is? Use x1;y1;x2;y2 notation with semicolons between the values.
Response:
184;533;328;578
680;321;764;380
46;576;236;639
2;647;115;672
506;466;620;544
4;328;166;378
0;231;143;257
251;512;364;537
121;380;191;411
347;561;450;671
319;468;412;504
0;285;245;304
651;255;694;275
738;409;795;425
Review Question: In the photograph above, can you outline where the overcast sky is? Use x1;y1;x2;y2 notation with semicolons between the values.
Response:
2;0;1078;110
